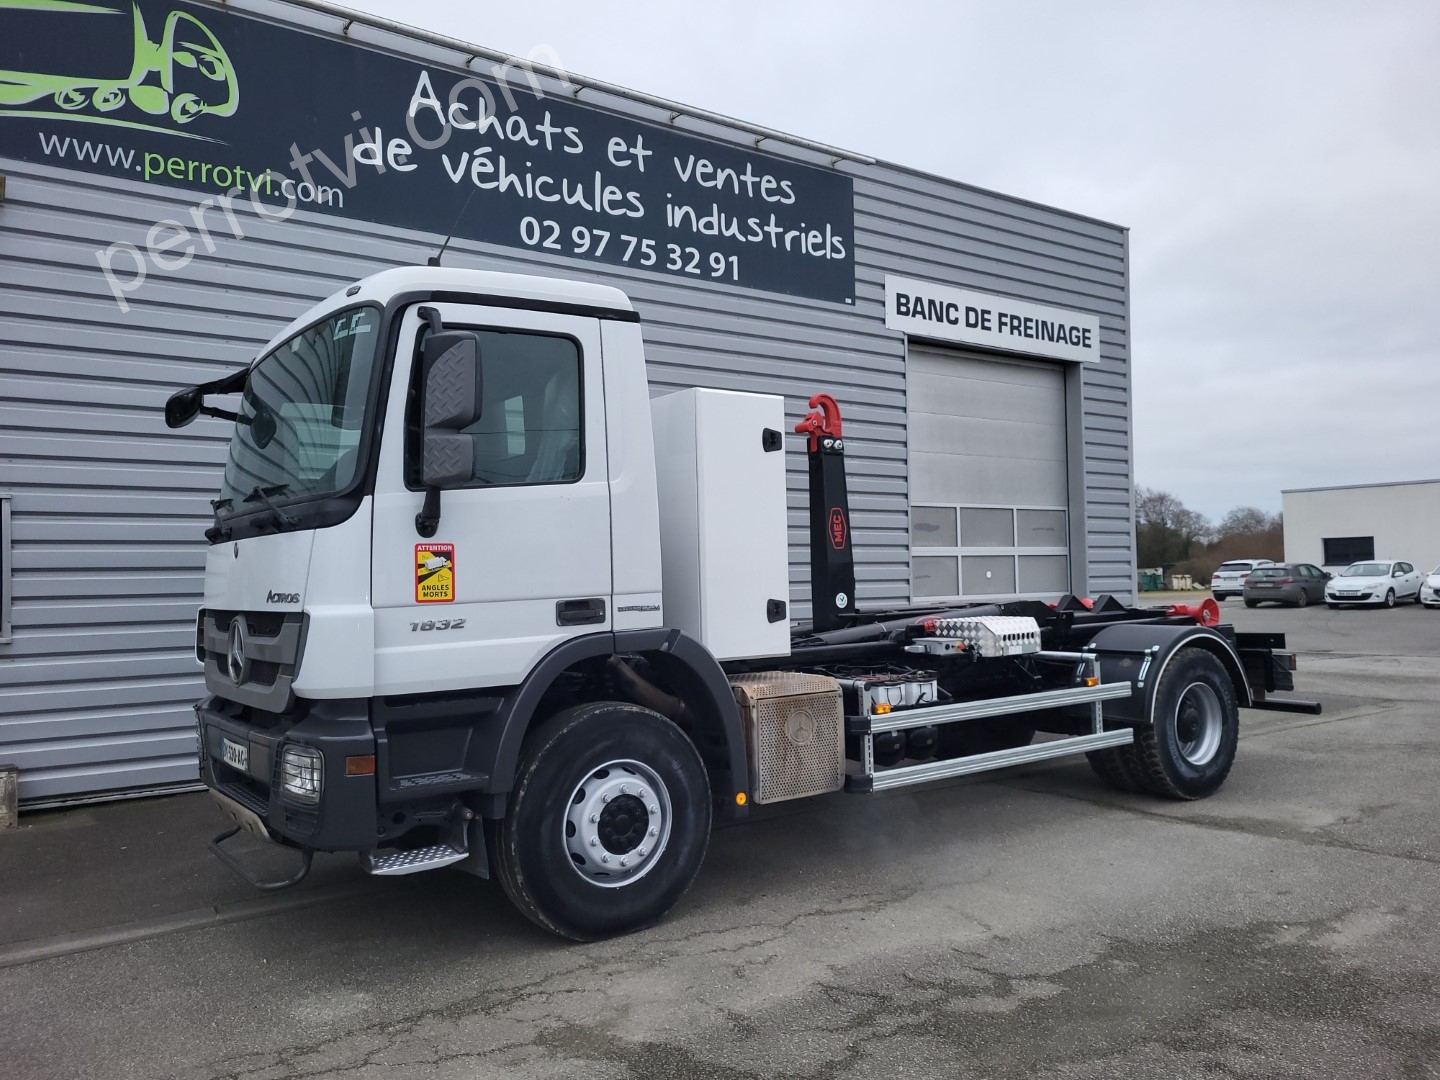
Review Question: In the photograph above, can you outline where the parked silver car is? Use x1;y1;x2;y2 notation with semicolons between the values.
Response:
1242;563;1329;608
1324;561;1424;608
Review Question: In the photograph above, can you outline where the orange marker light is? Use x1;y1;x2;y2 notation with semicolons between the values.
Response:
873;703;892;714
735;791;747;806
1084;676;1100;688
345;754;376;776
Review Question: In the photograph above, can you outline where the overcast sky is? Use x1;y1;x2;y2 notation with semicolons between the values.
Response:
350;0;1440;522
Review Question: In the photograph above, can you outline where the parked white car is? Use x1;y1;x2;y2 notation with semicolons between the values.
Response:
1210;559;1274;601
1324;560;1424;608
1422;566;1440;609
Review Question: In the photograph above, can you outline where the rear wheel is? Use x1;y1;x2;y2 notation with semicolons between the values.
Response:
1128;648;1239;800
1295;590;1309;608
1243;599;1258;608
491;701;712;941
1086;742;1147;793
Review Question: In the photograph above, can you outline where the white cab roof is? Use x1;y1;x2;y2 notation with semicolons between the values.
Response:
254;266;635;362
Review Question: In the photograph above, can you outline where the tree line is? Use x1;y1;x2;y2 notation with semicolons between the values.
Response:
1135;488;1283;583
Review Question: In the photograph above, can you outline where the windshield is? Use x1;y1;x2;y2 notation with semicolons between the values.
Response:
219;307;380;513
1341;562;1388;577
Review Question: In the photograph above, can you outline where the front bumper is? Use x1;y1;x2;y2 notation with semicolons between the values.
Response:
197;695;379;851
1325;591;1379;605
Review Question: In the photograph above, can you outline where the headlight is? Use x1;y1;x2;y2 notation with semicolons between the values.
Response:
280;744;323;804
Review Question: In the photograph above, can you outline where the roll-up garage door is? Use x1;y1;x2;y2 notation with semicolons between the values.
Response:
907;345;1070;601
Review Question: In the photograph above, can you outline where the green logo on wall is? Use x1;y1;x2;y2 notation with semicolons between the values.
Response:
0;0;237;136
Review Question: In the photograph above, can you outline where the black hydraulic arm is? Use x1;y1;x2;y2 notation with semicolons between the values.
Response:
795;394;857;633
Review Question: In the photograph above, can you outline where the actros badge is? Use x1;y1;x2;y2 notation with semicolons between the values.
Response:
415;543;455;603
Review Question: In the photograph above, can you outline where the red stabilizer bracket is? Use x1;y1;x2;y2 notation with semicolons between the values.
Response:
794;393;843;453
1166;598;1221;627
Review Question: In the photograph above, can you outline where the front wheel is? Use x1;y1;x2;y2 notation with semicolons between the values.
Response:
1128;648;1240;800
1295;590;1309;608
1384;589;1396;609
491;701;712;941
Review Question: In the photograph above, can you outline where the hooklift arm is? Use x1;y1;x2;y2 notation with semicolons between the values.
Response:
795;394;857;633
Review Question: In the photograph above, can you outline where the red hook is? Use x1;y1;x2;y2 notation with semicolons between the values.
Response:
794;393;843;452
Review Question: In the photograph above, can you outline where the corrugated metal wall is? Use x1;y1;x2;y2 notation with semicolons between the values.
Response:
0;5;1131;802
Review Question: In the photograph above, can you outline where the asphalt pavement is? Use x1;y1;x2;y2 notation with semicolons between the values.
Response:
2;601;1438;1079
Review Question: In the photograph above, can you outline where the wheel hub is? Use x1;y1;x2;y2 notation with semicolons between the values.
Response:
564;760;673;888
597;794;650;854
1175;682;1223;766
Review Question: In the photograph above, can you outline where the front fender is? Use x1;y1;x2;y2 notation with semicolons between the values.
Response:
486;628;749;821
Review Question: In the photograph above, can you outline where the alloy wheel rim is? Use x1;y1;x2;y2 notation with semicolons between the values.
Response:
564;759;673;888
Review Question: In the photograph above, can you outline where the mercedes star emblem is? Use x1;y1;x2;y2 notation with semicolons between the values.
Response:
226;619;250;686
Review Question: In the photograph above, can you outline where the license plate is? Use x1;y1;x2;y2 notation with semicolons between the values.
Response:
1338;592;1358;598
1256;583;1275;588
222;737;249;772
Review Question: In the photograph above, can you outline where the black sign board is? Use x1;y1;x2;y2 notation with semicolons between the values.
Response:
0;0;856;303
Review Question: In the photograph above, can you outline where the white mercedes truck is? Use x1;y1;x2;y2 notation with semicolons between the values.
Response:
165;266;1317;940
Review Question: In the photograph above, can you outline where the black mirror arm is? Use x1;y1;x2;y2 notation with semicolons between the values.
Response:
415;488;441;538
200;404;242;423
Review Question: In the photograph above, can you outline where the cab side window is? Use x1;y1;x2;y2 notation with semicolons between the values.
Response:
465;331;582;486
410;329;583;488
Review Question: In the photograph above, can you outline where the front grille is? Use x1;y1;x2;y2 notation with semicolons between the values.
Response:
210;610;288;639
201;609;307;711
249;661;281;687
244;613;287;637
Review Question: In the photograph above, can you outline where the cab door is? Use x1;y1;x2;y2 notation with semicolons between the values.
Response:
370;301;611;696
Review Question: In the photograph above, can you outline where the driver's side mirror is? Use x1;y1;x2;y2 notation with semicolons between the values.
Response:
417;330;483;489
1393;568;1405;578
165;386;203;428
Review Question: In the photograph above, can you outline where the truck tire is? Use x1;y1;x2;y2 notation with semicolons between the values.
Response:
1085;742;1146;793
1129;648;1239;800
490;701;712;941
